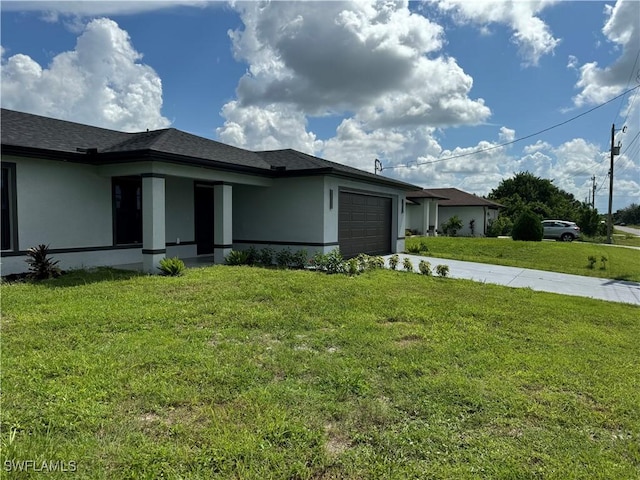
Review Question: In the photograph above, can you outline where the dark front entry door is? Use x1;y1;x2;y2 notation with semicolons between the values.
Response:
194;184;215;255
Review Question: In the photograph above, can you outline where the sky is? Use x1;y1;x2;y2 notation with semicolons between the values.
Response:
1;0;639;213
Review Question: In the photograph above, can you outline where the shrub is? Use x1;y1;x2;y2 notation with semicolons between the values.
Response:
418;260;432;275
388;254;400;270
276;248;293;269
487;215;513;237
587;255;597;269
347;258;359;276
291;249;308;269
511;210;543;241
225;250;250;266
600;256;608;270
158;257;186;276
403;257;413;272
406;238;429;254
324;249;346;274
311;249;345;274
25;244;61;280
435;264;450;277
258;247;275;266
441;215;463;236
367;255;386;270
245;246;259;266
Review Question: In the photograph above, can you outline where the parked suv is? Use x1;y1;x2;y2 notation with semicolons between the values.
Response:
542;220;580;242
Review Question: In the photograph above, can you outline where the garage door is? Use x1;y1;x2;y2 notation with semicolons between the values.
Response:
339;191;392;257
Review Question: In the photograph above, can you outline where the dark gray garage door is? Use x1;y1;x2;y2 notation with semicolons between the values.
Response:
339;191;392;257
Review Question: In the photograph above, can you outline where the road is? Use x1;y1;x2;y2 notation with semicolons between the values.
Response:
616;225;640;236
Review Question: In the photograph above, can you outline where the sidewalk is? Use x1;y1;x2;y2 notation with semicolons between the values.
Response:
385;254;640;306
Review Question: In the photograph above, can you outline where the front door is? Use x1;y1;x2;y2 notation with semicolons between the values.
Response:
194;184;215;255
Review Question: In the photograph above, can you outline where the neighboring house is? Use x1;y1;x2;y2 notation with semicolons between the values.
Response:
406;187;502;236
1;109;419;275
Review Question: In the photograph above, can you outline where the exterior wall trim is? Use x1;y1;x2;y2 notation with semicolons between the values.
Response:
234;239;340;247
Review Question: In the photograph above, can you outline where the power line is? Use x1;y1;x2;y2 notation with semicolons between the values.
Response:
381;84;640;171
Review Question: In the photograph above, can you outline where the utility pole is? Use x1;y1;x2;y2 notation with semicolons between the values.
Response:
607;124;615;244
591;175;596;209
607;124;624;244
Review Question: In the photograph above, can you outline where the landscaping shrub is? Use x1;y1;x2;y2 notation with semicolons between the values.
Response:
436;264;450;277
25;244;61;280
158;257;186;276
311;248;346;274
258;247;275;266
441;215;463;236
245;246;259;265
511;210;543;241
276;248;294;269
403;257;414;272
225;250;250;266
587;255;597;269
418;260;432;276
291;249;308;269
406;238;429;254
486;215;513;237
388;254;400;270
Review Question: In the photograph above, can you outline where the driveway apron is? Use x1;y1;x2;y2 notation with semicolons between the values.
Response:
385;254;640;306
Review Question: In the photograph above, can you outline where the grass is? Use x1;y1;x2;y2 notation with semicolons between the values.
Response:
405;236;640;282
2;266;639;478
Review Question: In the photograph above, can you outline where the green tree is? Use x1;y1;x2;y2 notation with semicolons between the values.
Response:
488;172;582;223
614;203;640;225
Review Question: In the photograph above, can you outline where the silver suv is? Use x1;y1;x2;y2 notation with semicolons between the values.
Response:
542;220;580;242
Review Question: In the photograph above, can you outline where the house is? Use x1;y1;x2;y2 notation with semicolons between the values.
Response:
406;187;502;236
1;109;419;275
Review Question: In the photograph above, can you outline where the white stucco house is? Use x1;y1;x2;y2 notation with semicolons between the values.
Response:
406;188;502;237
1;109;419;275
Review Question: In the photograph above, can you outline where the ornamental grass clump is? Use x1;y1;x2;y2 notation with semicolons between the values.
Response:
158;257;186;276
25;244;61;280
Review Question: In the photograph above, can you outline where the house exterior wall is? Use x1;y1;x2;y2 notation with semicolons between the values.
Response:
1;157;199;274
232;176;326;255
233;175;408;257
439;206;494;236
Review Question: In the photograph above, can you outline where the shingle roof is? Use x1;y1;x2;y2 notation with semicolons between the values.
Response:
408;187;502;207
0;108;129;153
1;108;420;189
256;149;419;189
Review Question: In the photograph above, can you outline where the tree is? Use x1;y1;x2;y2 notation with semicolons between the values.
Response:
614;203;640;225
488;172;582;224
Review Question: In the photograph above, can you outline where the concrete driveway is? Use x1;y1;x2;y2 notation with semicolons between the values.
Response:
385;254;640;306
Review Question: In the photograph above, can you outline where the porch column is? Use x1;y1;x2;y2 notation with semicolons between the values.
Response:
213;183;233;264
142;174;166;273
423;200;430;236
433;201;439;237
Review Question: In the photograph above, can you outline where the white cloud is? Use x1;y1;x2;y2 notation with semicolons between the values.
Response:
219;0;490;153
1;18;170;132
573;0;640;107
0;1;206;18
499;126;515;142
429;0;560;66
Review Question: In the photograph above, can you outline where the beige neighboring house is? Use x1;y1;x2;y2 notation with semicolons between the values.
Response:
406;187;502;236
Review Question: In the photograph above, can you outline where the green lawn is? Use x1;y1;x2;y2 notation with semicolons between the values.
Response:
2;266;639;479
405;236;640;282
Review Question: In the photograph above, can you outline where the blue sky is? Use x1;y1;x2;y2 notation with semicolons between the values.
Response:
2;1;639;212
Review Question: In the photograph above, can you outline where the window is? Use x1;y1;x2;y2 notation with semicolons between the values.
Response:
1;163;17;251
113;176;142;245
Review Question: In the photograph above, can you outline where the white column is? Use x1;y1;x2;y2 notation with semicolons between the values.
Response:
423;200;430;236
142;174;166;273
213;183;233;263
433;201;439;237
